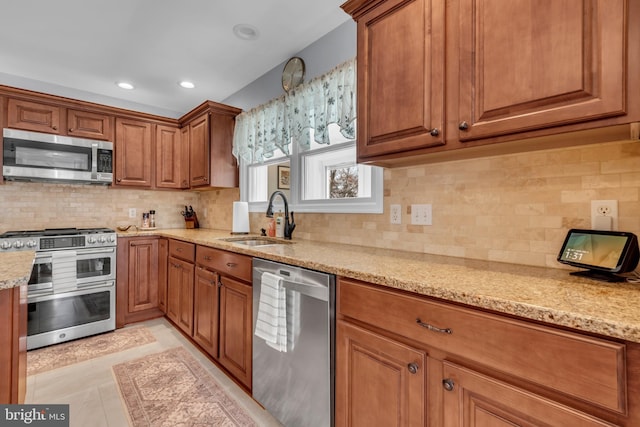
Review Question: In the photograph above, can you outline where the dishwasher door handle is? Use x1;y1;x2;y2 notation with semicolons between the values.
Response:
254;267;329;301
281;279;329;302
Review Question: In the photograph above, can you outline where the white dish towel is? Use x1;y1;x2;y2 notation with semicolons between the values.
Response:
255;272;288;352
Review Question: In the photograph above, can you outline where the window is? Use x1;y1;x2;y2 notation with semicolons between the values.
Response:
241;123;383;214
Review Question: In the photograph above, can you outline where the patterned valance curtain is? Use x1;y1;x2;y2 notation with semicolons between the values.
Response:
232;57;356;164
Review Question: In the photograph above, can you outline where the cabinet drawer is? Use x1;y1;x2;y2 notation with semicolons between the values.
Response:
338;278;626;413
168;240;195;262
196;246;252;282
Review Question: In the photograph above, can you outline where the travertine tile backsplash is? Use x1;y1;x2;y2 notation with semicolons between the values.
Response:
1;139;638;269
250;139;640;268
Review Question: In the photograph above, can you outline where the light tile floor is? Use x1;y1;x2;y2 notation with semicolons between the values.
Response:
26;318;283;427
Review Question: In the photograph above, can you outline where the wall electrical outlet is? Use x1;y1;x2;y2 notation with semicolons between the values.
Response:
128;208;137;218
390;204;402;224
591;200;618;230
411;204;432;225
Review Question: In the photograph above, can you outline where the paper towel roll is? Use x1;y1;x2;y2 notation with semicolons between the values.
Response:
232;201;250;233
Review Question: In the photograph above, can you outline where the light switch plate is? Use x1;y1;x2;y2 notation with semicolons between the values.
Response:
411;204;432;225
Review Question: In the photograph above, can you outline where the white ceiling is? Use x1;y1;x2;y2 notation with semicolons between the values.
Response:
0;0;350;117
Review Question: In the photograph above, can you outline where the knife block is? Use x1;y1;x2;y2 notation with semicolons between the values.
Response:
184;212;199;229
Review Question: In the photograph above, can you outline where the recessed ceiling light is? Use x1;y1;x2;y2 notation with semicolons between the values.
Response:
116;82;134;90
233;24;259;41
179;81;195;89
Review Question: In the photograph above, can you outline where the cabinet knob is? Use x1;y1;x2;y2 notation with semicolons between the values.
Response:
428;128;440;137
442;378;455;391
116;178;122;183
458;121;469;131
204;255;212;261
226;262;237;268
52;125;58;130
69;128;74;132
407;363;419;374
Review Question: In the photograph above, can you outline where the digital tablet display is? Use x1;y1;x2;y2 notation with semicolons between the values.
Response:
557;229;638;273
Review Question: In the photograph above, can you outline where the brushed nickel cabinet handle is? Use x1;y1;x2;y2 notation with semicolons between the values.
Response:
407;363;419;374
459;121;469;131
416;318;452;334
428;128;439;137
204;255;212;261
226;262;237;268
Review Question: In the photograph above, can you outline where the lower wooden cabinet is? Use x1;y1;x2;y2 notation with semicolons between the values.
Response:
164;240;252;390
337;277;635;427
193;266;220;356
442;362;617;427
167;256;194;336
0;284;27;404
218;275;252;389
116;236;164;327
336;320;426;427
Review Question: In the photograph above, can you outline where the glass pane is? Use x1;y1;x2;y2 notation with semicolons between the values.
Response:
27;291;111;335
248;160;290;203
327;166;359;198
77;257;112;279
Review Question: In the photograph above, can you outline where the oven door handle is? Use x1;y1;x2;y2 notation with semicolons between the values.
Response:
77;247;115;255
77;280;115;290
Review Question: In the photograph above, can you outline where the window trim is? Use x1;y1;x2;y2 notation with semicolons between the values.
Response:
240;140;383;214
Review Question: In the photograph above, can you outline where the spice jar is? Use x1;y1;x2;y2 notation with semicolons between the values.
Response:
142;212;150;228
149;210;156;228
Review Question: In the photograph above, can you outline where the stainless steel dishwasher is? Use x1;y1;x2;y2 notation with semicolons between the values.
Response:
252;258;335;427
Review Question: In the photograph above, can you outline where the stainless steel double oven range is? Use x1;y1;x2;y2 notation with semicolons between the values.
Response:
0;228;117;350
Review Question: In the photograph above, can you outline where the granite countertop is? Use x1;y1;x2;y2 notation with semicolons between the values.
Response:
119;228;640;343
0;251;34;291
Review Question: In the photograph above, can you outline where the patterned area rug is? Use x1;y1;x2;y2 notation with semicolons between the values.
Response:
113;347;257;427
27;326;156;376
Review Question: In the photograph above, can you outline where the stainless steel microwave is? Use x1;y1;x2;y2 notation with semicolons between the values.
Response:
2;128;113;184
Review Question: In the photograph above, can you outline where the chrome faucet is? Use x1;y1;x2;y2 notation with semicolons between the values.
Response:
266;190;296;240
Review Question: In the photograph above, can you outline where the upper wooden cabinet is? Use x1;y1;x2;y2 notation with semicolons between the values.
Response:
156;124;188;189
7;98;62;134
114;118;153;187
349;0;446;159
188;112;210;187
342;0;638;166
67;109;113;140
457;0;626;142
7;98;113;140
180;101;242;189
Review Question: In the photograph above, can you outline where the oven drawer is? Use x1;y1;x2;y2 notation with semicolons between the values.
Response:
169;239;195;262
338;278;626;413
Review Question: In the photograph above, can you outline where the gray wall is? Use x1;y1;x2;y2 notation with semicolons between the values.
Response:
222;20;356;111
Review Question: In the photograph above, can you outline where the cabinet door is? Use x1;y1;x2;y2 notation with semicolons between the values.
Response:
218;275;252;389
189;113;210;187
114;118;153;187
127;238;159;313
458;0;626;141
193;267;220;357
167;256;194;335
157;238;168;313
354;0;445;160
156;124;188;189
442;361;617;427
336;320;426;427
7;98;61;134
67;109;113;140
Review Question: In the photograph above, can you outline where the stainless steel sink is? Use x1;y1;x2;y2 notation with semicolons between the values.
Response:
220;236;293;246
